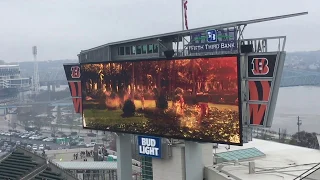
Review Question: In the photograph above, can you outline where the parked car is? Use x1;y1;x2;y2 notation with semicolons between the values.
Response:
70;132;78;136
86;142;96;147
38;144;44;150
87;133;96;137
44;145;51;150
43;138;54;142
77;142;86;147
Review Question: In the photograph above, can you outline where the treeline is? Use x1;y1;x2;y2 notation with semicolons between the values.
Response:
253;128;319;149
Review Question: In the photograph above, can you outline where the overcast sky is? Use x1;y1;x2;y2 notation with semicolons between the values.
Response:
0;0;318;62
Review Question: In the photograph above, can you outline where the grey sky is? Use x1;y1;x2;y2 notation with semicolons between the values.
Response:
0;0;317;62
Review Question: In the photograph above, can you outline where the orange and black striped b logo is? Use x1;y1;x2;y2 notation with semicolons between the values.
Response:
64;64;83;114
248;81;271;125
68;81;82;113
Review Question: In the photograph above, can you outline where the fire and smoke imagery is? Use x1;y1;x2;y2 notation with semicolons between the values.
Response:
81;56;241;144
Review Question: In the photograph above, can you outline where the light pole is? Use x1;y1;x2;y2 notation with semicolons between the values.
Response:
8;119;12;142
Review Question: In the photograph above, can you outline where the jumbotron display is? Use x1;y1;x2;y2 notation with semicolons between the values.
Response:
81;56;242;144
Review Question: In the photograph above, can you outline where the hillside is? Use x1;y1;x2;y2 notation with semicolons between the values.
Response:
2;50;319;83
285;50;320;71
15;59;77;83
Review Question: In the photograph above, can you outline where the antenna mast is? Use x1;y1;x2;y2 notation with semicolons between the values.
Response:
32;46;40;94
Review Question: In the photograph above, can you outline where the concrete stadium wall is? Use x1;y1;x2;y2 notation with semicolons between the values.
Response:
204;166;237;180
47;162;78;180
152;144;186;180
152;143;214;180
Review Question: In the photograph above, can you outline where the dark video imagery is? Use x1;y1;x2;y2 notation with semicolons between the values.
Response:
81;57;241;144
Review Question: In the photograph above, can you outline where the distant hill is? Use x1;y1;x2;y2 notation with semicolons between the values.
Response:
14;59;77;83
285;50;320;71
1;50;319;83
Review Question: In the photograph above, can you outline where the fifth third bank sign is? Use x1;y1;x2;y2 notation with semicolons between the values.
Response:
138;136;162;158
188;28;237;53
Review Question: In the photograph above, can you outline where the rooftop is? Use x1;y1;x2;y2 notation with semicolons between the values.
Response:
80;12;307;53
57;161;117;170
0;64;19;68
210;139;320;180
45;147;142;173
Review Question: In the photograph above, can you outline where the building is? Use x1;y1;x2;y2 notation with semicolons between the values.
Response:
206;138;320;180
142;138;320;180
0;65;30;98
72;12;308;180
45;147;142;180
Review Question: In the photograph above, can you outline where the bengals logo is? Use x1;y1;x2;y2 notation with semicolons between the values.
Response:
251;58;269;75
71;66;81;79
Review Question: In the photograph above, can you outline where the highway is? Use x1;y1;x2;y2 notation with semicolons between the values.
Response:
0;96;73;109
0;135;63;150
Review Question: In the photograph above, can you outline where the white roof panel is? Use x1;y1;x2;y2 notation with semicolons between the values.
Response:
80;12;307;53
56;161;142;172
211;138;320;180
56;161;117;170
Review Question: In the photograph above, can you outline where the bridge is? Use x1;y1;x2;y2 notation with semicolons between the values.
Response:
0;97;73;109
37;66;320;88
280;68;320;87
39;67;67;86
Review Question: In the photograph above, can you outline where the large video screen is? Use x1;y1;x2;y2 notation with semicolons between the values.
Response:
81;56;242;144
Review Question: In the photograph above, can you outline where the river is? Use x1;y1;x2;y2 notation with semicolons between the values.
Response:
272;86;320;134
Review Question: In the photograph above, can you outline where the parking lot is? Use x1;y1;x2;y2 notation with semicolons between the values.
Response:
0;129;106;151
0;134;66;151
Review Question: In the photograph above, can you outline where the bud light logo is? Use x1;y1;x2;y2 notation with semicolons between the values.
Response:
138;136;161;158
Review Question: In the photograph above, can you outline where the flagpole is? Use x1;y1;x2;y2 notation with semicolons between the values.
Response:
181;0;185;31
181;0;185;56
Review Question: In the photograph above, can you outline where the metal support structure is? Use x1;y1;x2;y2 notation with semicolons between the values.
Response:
185;141;203;180
237;24;247;41
116;133;132;180
72;11;310;180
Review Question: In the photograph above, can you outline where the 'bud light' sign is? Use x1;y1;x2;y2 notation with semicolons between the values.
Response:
138;136;162;158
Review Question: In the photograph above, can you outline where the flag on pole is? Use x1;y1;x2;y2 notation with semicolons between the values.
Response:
183;0;189;30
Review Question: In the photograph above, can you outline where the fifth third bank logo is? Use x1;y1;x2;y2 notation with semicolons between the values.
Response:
207;30;217;43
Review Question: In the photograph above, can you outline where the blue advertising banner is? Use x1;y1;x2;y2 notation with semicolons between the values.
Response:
138;136;162;158
188;28;238;53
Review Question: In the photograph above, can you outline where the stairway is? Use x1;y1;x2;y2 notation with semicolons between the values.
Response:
0;151;39;180
33;167;64;180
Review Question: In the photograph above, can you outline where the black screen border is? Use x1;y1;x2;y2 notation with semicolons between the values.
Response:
80;54;243;146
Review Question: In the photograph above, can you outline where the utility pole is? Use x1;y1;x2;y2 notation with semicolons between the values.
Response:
297;116;302;133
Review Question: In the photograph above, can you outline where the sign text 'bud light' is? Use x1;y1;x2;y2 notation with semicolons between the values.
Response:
138;136;162;158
